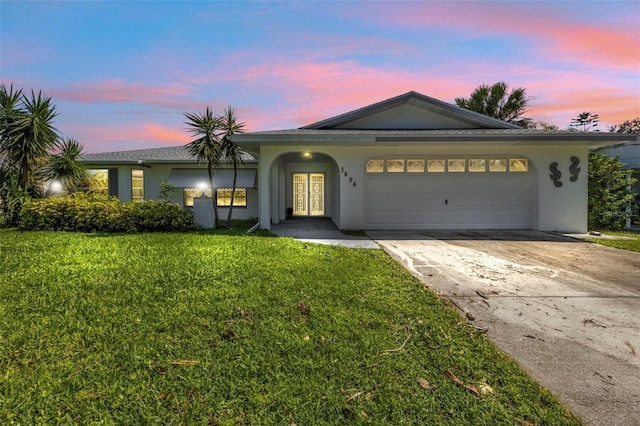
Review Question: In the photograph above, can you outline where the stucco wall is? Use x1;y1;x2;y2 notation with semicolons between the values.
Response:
258;142;590;233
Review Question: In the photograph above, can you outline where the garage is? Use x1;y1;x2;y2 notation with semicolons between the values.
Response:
364;157;534;229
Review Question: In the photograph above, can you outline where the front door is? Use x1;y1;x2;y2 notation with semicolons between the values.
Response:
292;173;324;216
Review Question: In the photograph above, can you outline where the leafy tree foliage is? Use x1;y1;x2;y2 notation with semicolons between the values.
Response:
609;117;640;134
42;138;87;193
569;112;599;132
455;81;532;128
530;121;559;130
0;84;59;194
1;84;86;226
588;152;637;230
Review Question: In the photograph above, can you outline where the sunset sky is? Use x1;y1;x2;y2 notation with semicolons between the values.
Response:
1;1;639;153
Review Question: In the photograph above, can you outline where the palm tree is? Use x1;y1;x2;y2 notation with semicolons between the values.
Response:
219;106;246;226
455;81;532;128
42;138;87;193
0;85;59;195
184;107;223;229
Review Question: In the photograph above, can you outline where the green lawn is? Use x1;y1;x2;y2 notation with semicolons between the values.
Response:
0;229;580;425
587;230;640;252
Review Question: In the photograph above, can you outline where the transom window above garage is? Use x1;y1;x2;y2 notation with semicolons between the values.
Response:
365;158;528;173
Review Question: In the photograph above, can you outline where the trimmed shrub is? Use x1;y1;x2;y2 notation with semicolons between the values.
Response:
120;200;196;232
19;193;195;232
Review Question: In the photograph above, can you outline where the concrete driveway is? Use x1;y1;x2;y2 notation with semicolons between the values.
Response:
368;230;640;426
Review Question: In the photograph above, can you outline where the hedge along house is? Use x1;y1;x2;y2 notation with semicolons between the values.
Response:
232;91;637;233
79;146;258;227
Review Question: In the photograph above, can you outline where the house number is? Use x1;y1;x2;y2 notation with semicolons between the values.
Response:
340;167;357;187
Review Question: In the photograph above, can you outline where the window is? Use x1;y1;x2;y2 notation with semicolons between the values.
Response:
510;159;528;172
184;187;212;207
407;159;425;173
448;159;466;172
366;159;384;173
468;159;486;172
131;169;144;200
427;159;445;172
386;159;405;173
217;188;247;207
489;159;507;172
86;169;109;195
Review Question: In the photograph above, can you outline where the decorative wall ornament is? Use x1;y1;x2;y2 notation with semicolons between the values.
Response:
569;156;581;182
549;162;563;187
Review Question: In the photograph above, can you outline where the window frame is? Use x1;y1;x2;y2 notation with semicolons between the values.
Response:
131;169;144;200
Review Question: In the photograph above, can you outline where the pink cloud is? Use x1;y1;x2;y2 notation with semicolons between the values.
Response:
51;79;193;108
227;55;639;131
226;59;474;128
353;2;639;71
143;123;187;144
69;122;188;153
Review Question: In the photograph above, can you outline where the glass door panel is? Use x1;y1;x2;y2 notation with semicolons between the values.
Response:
292;173;325;216
309;173;324;216
293;173;308;215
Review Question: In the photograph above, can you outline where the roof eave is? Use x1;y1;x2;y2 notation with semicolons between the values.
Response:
233;132;637;149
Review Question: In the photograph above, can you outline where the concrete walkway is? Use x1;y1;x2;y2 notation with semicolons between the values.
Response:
269;218;379;249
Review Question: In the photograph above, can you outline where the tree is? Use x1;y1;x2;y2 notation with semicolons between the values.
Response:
609;117;640;134
219;106;246;226
0;84;59;195
42;138;87;193
184;107;223;229
569;112;599;132
531;121;559;131
588;152;637;230
455;81;532;128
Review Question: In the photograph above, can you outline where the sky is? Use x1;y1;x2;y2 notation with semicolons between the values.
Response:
1;0;639;153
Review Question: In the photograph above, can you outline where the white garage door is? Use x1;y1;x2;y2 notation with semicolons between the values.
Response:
364;170;532;229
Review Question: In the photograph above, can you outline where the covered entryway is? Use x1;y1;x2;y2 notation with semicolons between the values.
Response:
292;173;325;216
364;163;534;229
263;152;340;226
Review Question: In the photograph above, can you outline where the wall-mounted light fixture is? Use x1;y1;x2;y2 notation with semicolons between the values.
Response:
302;152;312;159
197;181;209;196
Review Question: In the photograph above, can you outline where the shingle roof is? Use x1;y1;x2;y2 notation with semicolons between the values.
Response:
80;145;257;164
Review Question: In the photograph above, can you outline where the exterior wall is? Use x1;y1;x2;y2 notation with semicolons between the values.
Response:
528;146;588;233
258;142;590;233
83;163;259;226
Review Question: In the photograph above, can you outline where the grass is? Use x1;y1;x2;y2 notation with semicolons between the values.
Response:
586;229;640;252
0;229;580;425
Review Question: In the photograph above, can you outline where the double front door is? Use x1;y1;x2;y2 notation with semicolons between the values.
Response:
292;173;324;216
